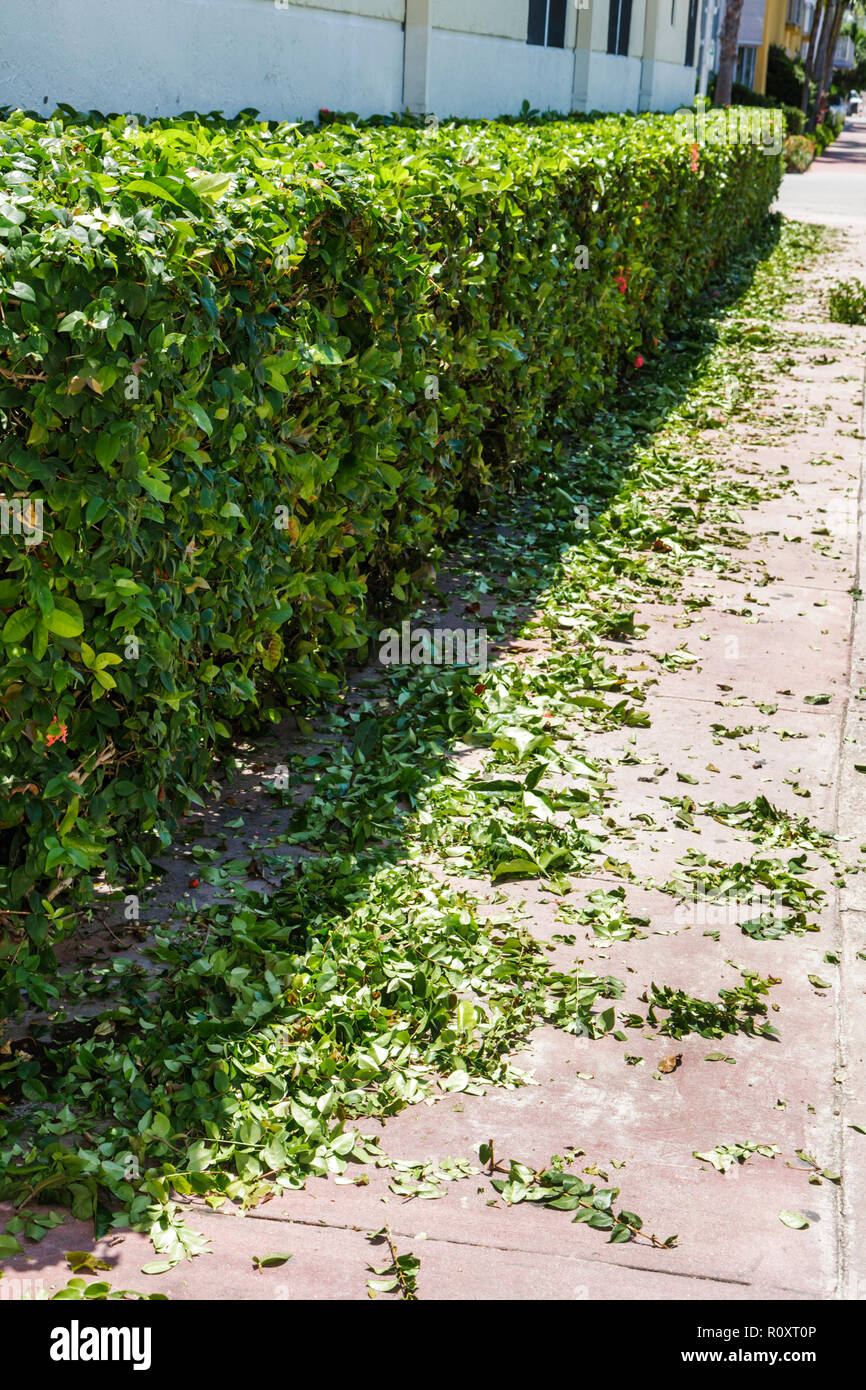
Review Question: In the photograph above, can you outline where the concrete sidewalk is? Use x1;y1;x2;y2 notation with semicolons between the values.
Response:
3;166;866;1306
775;115;866;229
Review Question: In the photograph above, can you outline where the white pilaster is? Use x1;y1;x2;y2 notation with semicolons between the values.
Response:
403;0;432;114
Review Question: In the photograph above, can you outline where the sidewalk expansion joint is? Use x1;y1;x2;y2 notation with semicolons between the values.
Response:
202;1205;760;1287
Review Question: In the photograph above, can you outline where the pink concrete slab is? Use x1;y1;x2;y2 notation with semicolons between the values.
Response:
401;1235;817;1301
0;1202;374;1301
580;695;841;826
626;609;850;712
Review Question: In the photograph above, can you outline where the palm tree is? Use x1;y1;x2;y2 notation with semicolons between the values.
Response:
715;0;746;106
816;1;847;119
801;0;828;113
803;0;848;127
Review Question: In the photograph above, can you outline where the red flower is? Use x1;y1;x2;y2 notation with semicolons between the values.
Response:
189;878;200;889
46;723;68;747
689;142;700;173
614;273;628;294
653;336;659;347
634;355;645;369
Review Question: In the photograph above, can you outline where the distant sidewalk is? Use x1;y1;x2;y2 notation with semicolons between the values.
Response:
775;116;866;230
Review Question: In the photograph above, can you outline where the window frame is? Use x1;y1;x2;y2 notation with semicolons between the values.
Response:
734;43;757;89
684;0;699;65
527;0;568;49
607;0;633;57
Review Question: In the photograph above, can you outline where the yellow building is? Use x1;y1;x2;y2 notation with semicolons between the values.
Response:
733;0;811;95
782;0;814;59
755;0;790;93
761;0;821;92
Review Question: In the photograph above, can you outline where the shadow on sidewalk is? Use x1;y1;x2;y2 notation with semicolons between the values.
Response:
0;213;787;1246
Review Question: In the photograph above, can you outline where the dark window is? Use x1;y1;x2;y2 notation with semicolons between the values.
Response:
607;0;633;56
527;0;567;48
528;0;548;45
685;0;699;65
735;44;757;89
547;0;567;47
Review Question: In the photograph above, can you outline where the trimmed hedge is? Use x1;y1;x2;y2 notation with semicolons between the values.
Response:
784;134;817;171
813;115;841;152
782;105;805;136
784;109;845;170
0;108;781;1014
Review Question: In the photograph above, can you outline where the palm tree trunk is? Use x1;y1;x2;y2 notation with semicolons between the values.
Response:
801;0;827;114
714;0;746;106
815;0;846;122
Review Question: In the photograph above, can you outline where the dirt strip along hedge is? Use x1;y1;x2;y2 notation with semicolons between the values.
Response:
0;108;781;1015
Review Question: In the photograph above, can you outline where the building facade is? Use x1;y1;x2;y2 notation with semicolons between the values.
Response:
697;0;854;99
0;0;700;122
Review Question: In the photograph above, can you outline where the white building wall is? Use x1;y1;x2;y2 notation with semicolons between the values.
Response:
430;0;578;45
637;0;698;110
291;0;402;14
431;0;529;41
0;0;697;122
572;0;647;112
643;59;700;107
628;0;652;59
0;0;404;121
428;29;575;117
653;0;693;63
574;52;644;111
428;0;579;117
